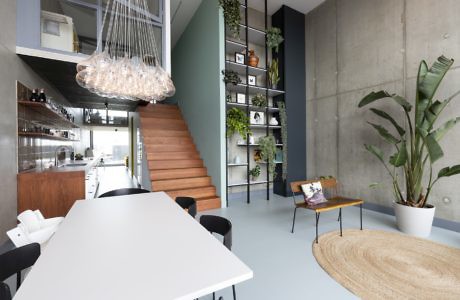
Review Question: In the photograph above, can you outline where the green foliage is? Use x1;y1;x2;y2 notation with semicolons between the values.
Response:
268;59;280;89
359;55;460;208
251;93;267;107
218;0;241;39
266;27;284;53
222;69;242;85
226;108;251;140
258;135;277;175
278;101;288;180
249;165;261;179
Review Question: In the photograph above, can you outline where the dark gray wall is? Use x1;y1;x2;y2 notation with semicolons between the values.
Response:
305;0;460;222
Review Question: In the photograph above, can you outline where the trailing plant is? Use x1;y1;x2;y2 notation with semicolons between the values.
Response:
266;27;284;53
251;93;267;107
218;0;241;39
249;165;261;180
258;135;277;175
222;69;242;85
268;59;280;89
359;55;460;208
278;101;288;180
227;107;251;140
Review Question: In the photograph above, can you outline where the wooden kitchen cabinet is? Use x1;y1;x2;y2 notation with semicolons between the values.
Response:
17;170;85;218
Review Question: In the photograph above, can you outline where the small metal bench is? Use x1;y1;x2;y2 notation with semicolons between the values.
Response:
290;178;363;243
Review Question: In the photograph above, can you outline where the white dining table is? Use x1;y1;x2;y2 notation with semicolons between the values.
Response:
13;192;253;300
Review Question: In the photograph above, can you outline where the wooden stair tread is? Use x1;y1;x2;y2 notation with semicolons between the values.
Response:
149;159;203;170
150;167;207;180
152;176;212;191
142;129;190;137
147;151;200;161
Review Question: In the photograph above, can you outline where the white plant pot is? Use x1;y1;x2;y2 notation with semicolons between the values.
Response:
394;202;435;238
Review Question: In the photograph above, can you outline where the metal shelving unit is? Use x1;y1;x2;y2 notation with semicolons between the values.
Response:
225;0;285;206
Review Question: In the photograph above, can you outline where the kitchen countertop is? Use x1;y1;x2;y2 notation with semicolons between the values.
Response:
20;158;100;174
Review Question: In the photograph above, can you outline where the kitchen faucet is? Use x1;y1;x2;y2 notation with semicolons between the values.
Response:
54;145;74;167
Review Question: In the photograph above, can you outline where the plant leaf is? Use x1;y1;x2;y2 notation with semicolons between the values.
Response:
424;134;444;163
370;108;406;136
359;90;412;112
438;165;460;178
431;117;460;141
418;56;454;101
389;141;408;167
367;122;400;144
364;144;385;164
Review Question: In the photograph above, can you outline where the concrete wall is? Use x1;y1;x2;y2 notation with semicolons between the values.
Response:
305;0;460;222
169;0;226;205
0;0;73;242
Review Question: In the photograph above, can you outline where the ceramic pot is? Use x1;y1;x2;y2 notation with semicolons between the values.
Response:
394;202;435;238
249;136;255;144
248;50;259;67
234;156;241;164
269;117;278;126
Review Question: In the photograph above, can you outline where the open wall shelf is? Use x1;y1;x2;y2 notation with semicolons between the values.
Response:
18;132;79;142
225;0;285;205
18;101;79;129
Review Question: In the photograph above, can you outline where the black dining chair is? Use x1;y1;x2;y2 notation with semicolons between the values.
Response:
199;215;235;300
98;188;150;198
0;283;11;300
0;243;40;298
175;197;197;218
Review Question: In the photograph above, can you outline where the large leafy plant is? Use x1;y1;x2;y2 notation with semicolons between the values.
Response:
266;27;284;53
218;0;241;39
227;108;251;140
258;135;277;175
359;56;460;208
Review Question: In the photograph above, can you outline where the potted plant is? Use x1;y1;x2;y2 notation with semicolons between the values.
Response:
258;135;277;175
359;55;460;237
222;69;242;85
249;165;261;181
227;108;251;140
277;101;288;180
266;27;284;53
251;93;267;107
218;0;241;39
268;59;280;89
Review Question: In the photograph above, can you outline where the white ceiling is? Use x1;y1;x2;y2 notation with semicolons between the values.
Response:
170;0;325;48
248;0;325;15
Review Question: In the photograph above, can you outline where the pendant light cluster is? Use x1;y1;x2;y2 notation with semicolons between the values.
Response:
76;0;175;102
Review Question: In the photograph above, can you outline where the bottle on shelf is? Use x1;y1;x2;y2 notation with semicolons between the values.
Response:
29;89;38;102
38;88;47;103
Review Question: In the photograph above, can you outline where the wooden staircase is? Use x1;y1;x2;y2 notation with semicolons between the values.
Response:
139;104;221;211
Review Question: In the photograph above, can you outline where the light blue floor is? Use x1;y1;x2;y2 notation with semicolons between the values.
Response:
198;193;460;300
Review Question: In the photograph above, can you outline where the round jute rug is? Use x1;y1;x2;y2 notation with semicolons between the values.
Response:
312;229;460;300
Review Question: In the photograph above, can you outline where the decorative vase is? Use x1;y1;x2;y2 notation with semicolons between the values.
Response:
394;202;435;238
249;136;255;144
254;150;262;162
234;156;241;164
248;50;259;67
251;176;258;181
269;117;278;126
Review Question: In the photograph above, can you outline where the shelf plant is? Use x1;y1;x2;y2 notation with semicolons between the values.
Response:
358;55;460;236
249;165;261;181
222;69;242;85
227;107;251;140
251;93;267;107
278;101;287;180
268;59;280;89
266;27;284;53
218;0;241;39
258;135;277;175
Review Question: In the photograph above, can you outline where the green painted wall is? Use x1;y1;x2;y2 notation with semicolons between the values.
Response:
170;0;225;205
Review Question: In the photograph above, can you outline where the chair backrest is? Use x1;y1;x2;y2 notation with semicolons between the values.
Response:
290;178;338;196
175;197;197;218
199;215;232;250
98;188;150;198
0;282;11;300
0;243;40;282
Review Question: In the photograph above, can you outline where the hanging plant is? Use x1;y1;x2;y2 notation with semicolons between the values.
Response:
258;135;277;175
251;93;267;107
266;27;284;53
218;0;241;39
249;165;261;181
268;59;280;89
227;108;251;140
222;69;242;85
278;101;288;180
